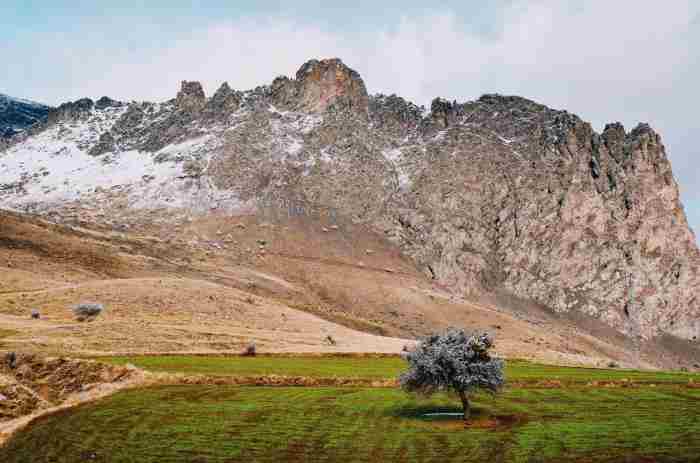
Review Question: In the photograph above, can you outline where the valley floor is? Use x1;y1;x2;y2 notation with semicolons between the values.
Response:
1;356;699;463
2;209;699;461
99;354;699;385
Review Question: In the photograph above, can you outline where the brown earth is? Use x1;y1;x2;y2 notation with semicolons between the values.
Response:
0;352;143;444
0;208;696;367
2;208;698;370
3;58;699;359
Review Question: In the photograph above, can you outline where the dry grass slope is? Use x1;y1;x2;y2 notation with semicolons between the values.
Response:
1;209;698;369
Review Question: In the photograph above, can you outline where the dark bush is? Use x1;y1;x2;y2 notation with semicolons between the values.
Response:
4;352;16;369
73;303;104;321
242;342;256;356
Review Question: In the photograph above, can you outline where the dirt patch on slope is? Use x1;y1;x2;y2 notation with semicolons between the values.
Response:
0;352;144;445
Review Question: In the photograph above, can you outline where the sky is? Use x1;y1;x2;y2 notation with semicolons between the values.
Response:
2;0;699;237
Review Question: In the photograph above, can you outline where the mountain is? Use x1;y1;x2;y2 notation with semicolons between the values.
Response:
0;58;698;353
0;93;50;141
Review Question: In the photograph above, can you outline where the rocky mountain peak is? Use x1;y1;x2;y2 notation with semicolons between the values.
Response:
2;65;698;347
368;94;425;135
94;96;123;110
47;98;94;124
175;81;206;111
603;122;626;140
629;122;658;140
0;93;50;141
295;58;368;112
272;58;368;114
430;97;461;128
204;82;241;119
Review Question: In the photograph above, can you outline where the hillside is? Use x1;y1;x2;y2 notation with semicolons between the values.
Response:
2;207;698;369
0;94;49;142
1;58;698;368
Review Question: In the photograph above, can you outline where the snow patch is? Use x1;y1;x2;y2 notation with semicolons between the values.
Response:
0;93;49;109
0;117;240;213
382;147;411;188
497;135;514;145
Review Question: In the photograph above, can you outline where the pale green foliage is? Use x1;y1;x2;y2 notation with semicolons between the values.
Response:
400;328;505;396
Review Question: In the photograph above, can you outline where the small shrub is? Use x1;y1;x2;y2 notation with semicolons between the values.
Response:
4;352;16;369
73;303;104;322
242;342;256;356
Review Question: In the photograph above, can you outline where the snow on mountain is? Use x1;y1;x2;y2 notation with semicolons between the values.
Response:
0;103;245;216
0;93;50;139
0;93;49;109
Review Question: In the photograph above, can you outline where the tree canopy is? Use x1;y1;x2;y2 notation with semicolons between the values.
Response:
400;328;504;420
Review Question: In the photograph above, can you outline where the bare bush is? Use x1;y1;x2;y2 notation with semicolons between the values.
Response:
242;342;256;356
73;303;104;322
4;352;16;369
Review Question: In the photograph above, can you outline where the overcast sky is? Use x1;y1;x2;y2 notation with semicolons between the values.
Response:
2;1;699;237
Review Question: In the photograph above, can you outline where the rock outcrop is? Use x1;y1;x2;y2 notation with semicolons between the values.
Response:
94;96;123;110
272;58;369;113
0;94;49;140
203;82;241;120
386;95;699;341
175;81;206;112
1;58;697;343
47;98;95;124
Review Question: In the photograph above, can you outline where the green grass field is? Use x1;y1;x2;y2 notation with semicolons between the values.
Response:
3;385;699;462
99;355;700;384
3;356;699;462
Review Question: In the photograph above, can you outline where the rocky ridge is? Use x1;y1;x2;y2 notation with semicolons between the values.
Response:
0;94;50;145
1;58;697;343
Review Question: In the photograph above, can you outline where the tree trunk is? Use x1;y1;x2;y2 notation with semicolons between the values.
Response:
458;390;470;421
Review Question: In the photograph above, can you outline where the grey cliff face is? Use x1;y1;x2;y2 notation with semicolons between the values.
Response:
2;58;698;342
386;95;699;341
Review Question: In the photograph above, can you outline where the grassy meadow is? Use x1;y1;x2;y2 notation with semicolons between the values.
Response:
99;354;700;384
2;384;699;462
2;356;699;462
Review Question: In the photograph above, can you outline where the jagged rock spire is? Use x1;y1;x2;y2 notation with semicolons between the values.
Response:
204;82;241;119
271;58;368;113
175;81;206;111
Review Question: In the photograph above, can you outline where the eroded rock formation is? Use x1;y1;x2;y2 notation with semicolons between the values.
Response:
1;57;697;342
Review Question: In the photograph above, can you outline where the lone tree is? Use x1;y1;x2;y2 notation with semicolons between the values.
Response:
400;328;504;421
